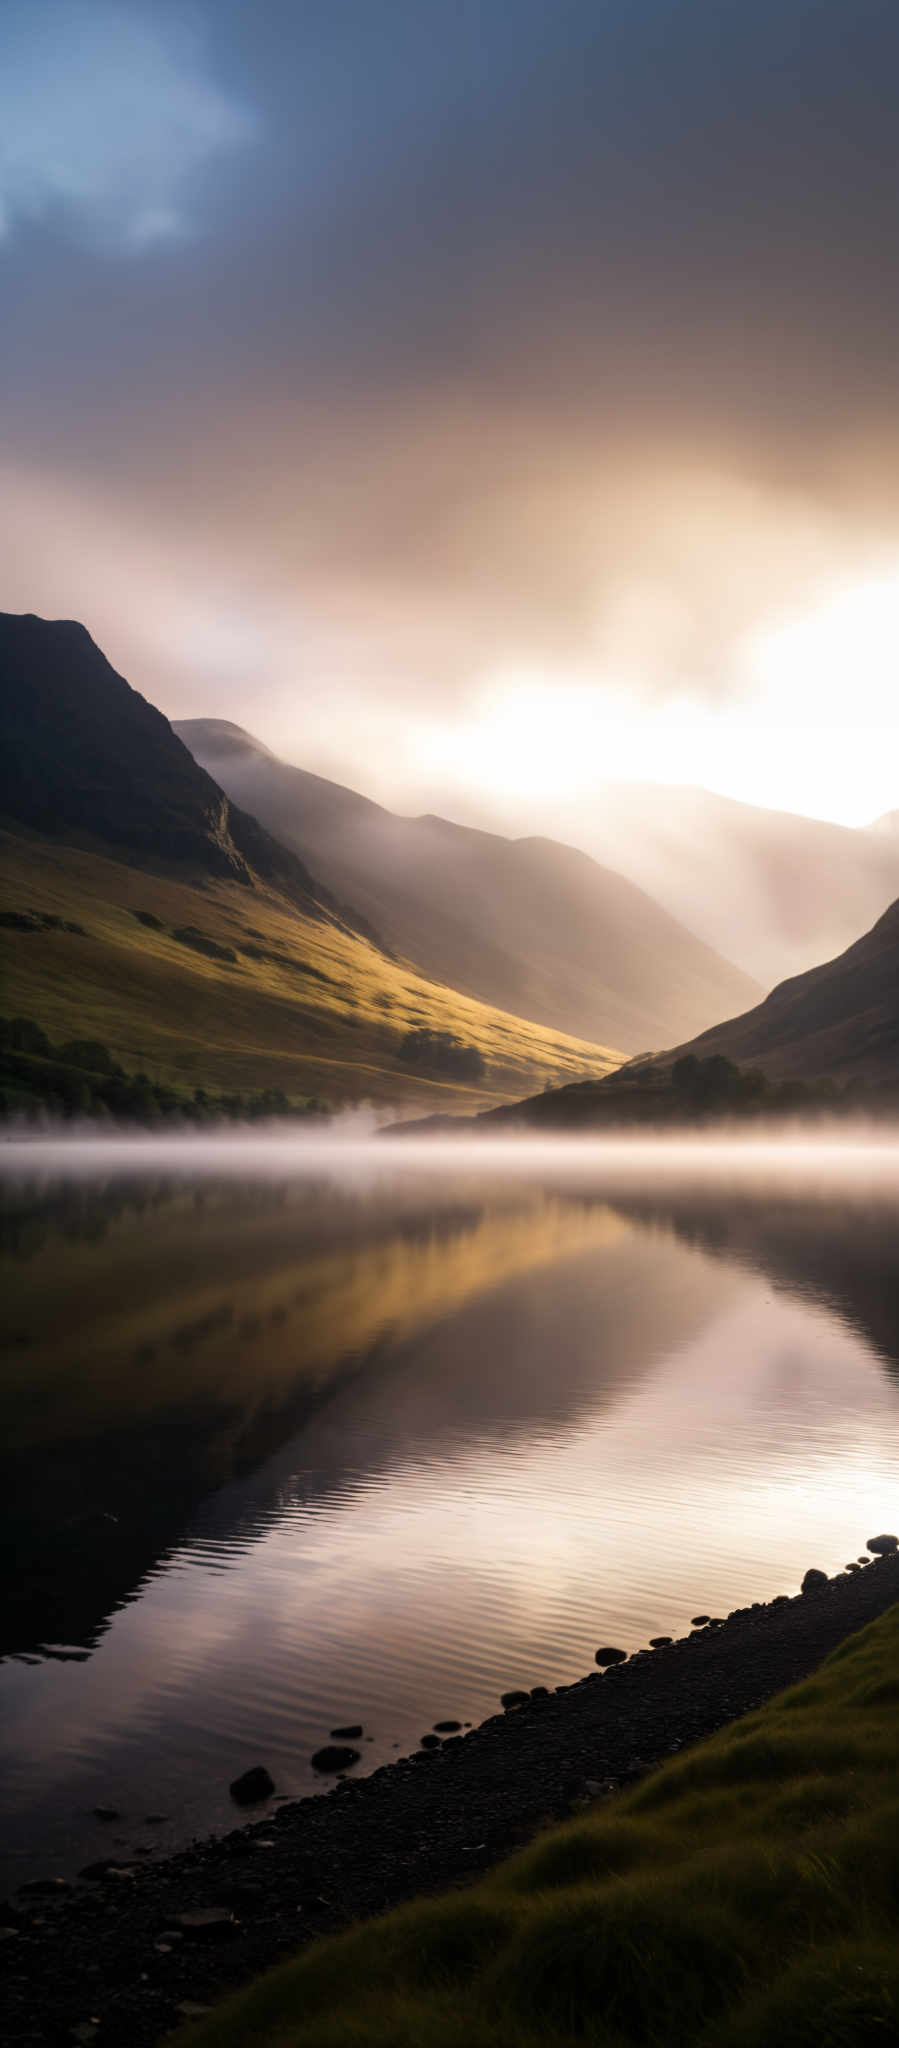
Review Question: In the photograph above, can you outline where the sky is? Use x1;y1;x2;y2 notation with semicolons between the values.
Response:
3;0;899;832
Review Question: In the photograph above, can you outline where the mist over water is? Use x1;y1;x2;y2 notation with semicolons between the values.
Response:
2;1130;899;1891
4;1119;899;1185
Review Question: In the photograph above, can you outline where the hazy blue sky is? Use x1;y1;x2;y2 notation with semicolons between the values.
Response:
3;0;899;827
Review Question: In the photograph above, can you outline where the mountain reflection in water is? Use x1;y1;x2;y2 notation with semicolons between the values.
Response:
1;1138;898;1890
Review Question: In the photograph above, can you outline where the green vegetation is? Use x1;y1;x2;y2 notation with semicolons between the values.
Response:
179;1604;899;2048
668;1052;857;1115
0;1015;327;1122
0;828;621;1112
398;1026;487;1082
481;1053;896;1131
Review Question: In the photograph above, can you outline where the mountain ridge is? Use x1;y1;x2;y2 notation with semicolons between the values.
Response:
0;615;375;943
666;892;899;1081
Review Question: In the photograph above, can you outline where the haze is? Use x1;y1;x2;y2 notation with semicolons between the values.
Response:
6;1126;899;1195
4;1;899;840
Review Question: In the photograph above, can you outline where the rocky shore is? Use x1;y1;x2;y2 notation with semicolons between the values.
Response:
4;1546;898;2047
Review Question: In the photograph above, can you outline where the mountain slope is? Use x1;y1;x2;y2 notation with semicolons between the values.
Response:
668;894;899;1082
582;782;899;988
0;612;372;934
175;720;761;1053
0;616;623;1108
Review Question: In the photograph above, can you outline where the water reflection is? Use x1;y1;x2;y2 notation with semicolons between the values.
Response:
1;1141;898;1889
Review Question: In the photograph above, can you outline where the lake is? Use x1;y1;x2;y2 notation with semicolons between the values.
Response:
2;1130;898;1893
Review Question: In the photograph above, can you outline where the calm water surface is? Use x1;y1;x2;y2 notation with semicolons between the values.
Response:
2;1132;898;1890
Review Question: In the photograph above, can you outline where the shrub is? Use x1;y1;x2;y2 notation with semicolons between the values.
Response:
398;1028;486;1081
57;1039;121;1076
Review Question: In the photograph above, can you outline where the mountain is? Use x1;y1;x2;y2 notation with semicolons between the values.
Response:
175;720;761;1053
0;611;361;928
580;783;899;988
0;614;622;1109
666;894;899;1082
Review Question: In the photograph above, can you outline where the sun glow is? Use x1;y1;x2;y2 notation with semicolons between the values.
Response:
406;564;899;831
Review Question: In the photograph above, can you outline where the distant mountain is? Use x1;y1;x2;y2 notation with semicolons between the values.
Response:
581;784;899;988
175;720;761;1053
670;894;899;1081
0;612;358;930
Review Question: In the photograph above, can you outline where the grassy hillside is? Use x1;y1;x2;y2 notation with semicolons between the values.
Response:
0;828;621;1111
180;1603;899;2048
177;719;761;1052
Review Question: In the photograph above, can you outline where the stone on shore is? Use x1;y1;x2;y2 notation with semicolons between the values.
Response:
594;1647;628;1667
311;1745;361;1773
229;1766;275;1805
866;1534;898;1555
500;1689;530;1707
174;1908;237;1940
801;1569;828;1593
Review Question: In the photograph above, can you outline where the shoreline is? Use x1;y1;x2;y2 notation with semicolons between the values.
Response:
4;1548;898;2046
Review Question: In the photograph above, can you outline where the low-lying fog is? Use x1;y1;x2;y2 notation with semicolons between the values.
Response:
3;1120;899;1190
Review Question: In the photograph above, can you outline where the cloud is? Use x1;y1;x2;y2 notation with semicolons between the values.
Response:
3;2;899;829
0;2;251;250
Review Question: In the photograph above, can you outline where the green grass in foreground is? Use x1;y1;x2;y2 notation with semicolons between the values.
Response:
178;1604;899;2047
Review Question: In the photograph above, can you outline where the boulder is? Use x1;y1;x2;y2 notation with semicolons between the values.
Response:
330;1725;363;1741
419;1733;441;1749
594;1647;628;1667
229;1766;275;1805
311;1745;360;1773
433;1719;462;1731
649;1637;673;1648
866;1534;898;1555
690;1616;710;1627
500;1689;530;1707
801;1568;828;1594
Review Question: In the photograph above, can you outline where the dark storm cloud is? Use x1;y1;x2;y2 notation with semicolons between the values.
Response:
4;0;899;737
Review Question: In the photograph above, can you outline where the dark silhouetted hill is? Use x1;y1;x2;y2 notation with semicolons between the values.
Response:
667;894;899;1082
175;719;761;1053
0;613;351;925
